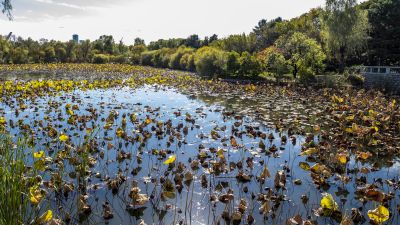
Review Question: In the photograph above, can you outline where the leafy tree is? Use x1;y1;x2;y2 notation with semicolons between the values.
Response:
260;47;289;82
1;0;12;19
44;46;56;63
0;35;11;63
238;52;262;78
225;51;241;76
194;47;226;76
169;46;194;70
276;32;326;79
185;34;201;49
134;38;145;46
252;17;284;51
209;34;218;43
10;47;28;64
179;53;195;71
129;44;147;64
321;0;369;72
77;40;92;62
360;0;400;65
93;35;115;54
211;33;257;53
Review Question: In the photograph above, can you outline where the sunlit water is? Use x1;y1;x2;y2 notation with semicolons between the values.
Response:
0;74;399;225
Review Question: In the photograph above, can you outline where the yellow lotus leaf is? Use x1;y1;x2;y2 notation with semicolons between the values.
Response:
145;118;152;125
320;193;338;211
163;154;176;165
345;115;355;121
299;148;318;156
37;210;53;223
299;162;311;171
336;153;348;164
216;148;224;159
29;186;43;205
34;151;45;159
67;109;74;116
368;205;389;223
59;134;69;142
357;151;372;160
0;117;6;125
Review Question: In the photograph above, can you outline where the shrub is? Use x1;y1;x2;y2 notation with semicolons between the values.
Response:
180;53;195;71
238;51;262;78
110;54;129;64
140;50;156;66
92;54;110;64
259;46;289;82
152;48;175;68
194;47;226;76
346;73;364;87
225;51;241;77
169;47;195;70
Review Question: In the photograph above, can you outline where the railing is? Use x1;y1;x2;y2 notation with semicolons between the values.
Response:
360;66;400;75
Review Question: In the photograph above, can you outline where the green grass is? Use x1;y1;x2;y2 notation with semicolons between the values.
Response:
0;133;28;225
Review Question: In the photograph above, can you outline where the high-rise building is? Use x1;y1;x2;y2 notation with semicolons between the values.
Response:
72;34;79;43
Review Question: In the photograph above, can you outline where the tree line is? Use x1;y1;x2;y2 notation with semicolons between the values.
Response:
0;0;399;81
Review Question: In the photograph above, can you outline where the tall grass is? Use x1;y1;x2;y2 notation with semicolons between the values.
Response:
0;133;28;225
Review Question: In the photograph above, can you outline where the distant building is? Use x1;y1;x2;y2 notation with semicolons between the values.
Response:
72;34;79;43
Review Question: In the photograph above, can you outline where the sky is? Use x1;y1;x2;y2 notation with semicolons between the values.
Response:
0;0;327;44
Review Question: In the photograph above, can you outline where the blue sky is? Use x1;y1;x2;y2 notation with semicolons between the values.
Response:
0;0;327;44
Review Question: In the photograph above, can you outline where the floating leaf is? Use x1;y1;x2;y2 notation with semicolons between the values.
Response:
368;205;389;223
299;148;318;156
260;165;271;180
163;154;176;165
37;210;53;223
336;153;348;164
34;151;45;159
216;148;224;159
29;186;43;205
299;162;311;171
59;134;69;142
320;193;338;211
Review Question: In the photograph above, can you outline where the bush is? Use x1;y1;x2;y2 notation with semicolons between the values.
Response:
110;54;129;64
180;53;195;71
238;51;262;78
169;47;194;70
259;47;289;82
140;50;156;66
194;47;226;76
346;73;364;86
92;54;110;64
225;51;241;77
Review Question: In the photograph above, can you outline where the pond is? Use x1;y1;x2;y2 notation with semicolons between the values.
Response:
0;68;399;225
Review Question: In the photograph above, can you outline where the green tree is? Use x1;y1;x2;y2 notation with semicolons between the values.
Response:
44;46;56;63
252;17;284;51
211;33;257;53
225;51;241;77
1;0;12;19
261;47;289;82
276;32;326;80
134;38;145;46
194;47;226;76
0;35;11;63
238;52;262;78
169;46;195;70
321;0;369;72
360;0;400;65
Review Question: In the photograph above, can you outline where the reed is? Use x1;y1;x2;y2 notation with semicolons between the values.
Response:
0;133;28;225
